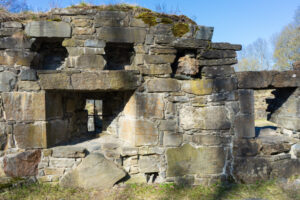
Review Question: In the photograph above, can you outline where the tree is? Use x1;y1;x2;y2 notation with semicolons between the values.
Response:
235;38;272;71
273;6;300;70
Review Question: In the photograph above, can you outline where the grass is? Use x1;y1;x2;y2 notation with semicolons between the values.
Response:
0;180;299;200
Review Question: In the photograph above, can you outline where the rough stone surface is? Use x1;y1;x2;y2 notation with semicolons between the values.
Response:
195;26;214;40
60;153;126;189
166;144;226;177
0;72;16;92
51;146;87;158
25;21;71;37
98;27;146;43
181;79;213;95
20;69;37;81
147;79;180;92
3;150;41;177
177;55;199;75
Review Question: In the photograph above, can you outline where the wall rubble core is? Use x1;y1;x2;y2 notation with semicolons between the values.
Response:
0;6;299;189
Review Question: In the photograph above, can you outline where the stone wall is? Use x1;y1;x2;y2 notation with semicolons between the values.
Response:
254;89;274;120
0;6;299;188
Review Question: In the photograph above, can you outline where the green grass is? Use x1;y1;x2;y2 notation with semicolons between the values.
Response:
0;180;299;200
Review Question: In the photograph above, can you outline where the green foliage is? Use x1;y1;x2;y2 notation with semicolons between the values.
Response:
137;12;158;26
273;24;300;70
161;17;173;24
172;22;190;37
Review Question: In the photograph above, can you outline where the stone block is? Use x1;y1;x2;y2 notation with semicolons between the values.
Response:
234;114;255;138
98;27;146;43
72;19;91;27
39;73;72;90
51;146;86;158
172;38;209;49
0;71;16;92
0;123;8;150
20;69;37;81
18;81;41;91
43;168;64;176
201;66;234;78
166;144;226;177
270;159;300;179
60;153;126;189
291;144;300;159
5;50;35;66
119;118;158;147
139;64;172;75
154;35;175;44
144;54;176;64
46;120;70;147
3;150;41;177
233;138;261;156
0;37;35;49
179;105;231;130
198;58;238;66
150;47;177;54
238;89;254;114
25;21;71;38
71;55;106;70
213;77;237;93
211;43;242;51
201;50;236;59
195;26;214;40
139;155;160;173
236;71;276;89
62;38;84;47
66;47;105;56
2;21;23;28
73;27;95;35
2;92;46;121
14;122;47;149
163;132;182;147
192;135;231;146
50;158;76;168
181;79;213;95
84;39;106;48
176;55;199;75
123;93;165;119
95;11;127;27
147;79;180;92
130;18;147;27
158;120;177;131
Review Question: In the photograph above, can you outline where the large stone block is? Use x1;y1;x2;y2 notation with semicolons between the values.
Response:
213;77;237;93
172;38;209;49
0;71;16;92
94;11;127;27
147;78;180;92
18;81;41;91
181;79;213;95
139;155;160;173
144;54;176;64
201;50;236;59
123;93;164;119
201;66;234;78
179;105;231;130
60;153;126;189
46;120;70;147
67;55;106;70
25;21;71;38
5;50;35;66
0;37;35;49
198;58;238;66
119;118;158;146
195;26;214;40
14;122;47;149
236;71;275;89
51;146;86;158
233;138;261;157
166;144;226;177
39;72;72;90
192;135;231;146
234;114;255;138
2;92;46;121
0;123;8;150
98;27;146;43
238;89;254;115
20;69;37;81
139;64;172;75
211;43;242;51
176;55;199;75
3;150;41;177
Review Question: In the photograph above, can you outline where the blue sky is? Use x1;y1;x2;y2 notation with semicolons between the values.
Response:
26;0;299;46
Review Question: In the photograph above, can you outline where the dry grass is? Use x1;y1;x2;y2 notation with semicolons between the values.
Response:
0;180;299;200
0;9;50;22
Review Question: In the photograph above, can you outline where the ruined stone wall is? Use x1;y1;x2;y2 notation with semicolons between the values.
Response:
0;6;299;188
254;89;274;120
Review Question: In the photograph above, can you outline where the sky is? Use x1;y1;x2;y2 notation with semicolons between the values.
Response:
25;0;299;46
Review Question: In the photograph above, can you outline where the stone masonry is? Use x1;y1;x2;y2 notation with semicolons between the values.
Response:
0;5;299;188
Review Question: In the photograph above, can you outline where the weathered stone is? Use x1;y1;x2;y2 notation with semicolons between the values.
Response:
119;118;158;146
84;39;106;48
201;50;236;59
67;55;106;70
172;38;209;49
0;71;16;92
270;159;300;179
25;21;71;38
232;157;271;183
166;144;226;177
3;150;41;177
163;132;182;147
233;138;261;157
62;38;84;47
198;58;238;66
50;158;76;168
192;135;231;146
72;19;91;27
213;77;237;93
291;144;300;158
179;105;230;130
66;47;105;56
71;71;140;91
14;122;47;149
2;21;23;28
272;71;300;87
124;93;164;119
0;37;35;49
60;153;126;189
144;54;176;64
0;123;8;150
195;26;214;40
158;120;177;131
121;147;139;156
177;55;199;75
139;155;160;173
98;27;146;43
5;49;35;66
20;69;37;81
154;35;175;44
150;46;177;54
46;120;70;147
139;64;172;75
201;65;234;78
43;168;65;176
73;27;95;35
147;79;180;92
293;61;300;71
95;11;127;27
2;92;46;121
234;114;255;138
18;81;41;91
238;89;254;114
39;73;71;90
51;146;87;158
211;43;242;51
181;79;213;95
130;18;147;27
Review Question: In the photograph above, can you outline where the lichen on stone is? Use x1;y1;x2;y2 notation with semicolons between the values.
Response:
172;23;190;37
136;12;158;26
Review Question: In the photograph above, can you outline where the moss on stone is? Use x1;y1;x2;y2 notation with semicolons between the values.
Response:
136;12;158;26
161;17;173;24
172;23;190;37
